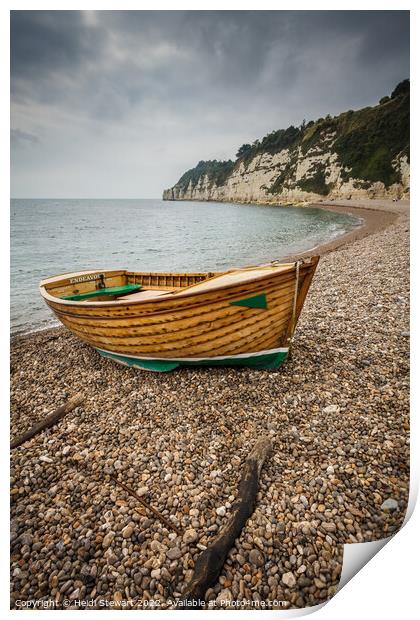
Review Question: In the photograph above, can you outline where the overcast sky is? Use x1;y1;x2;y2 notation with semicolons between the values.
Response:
11;10;409;198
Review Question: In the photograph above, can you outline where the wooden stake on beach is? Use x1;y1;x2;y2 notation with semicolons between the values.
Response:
10;393;84;449
109;474;183;537
180;436;272;607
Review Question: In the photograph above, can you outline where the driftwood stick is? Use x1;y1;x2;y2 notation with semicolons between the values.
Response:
181;436;272;606
109;474;183;537
10;393;84;450
43;335;60;344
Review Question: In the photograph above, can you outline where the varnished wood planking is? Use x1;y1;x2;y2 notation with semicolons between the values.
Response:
49;282;296;333
55;297;294;344
46;291;296;353
127;271;217;289
68;312;291;357
58;302;293;353
39;258;319;361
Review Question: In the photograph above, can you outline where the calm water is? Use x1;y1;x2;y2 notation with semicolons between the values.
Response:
11;199;361;334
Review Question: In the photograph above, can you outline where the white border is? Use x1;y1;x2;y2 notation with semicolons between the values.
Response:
4;3;417;620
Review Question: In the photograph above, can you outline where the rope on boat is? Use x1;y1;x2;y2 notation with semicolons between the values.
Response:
289;260;301;348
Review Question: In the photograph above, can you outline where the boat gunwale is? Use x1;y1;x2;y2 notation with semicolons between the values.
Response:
39;269;118;285
39;258;319;309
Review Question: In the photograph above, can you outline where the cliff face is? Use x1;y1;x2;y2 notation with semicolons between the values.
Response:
163;82;410;203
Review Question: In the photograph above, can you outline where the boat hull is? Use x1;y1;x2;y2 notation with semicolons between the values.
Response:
39;258;319;372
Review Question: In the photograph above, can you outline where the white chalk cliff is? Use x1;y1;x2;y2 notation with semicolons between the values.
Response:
163;146;409;204
163;82;410;204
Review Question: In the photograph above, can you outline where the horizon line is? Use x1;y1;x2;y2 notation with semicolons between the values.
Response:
10;197;163;200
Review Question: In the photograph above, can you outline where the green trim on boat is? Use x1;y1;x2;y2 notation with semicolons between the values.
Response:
229;293;267;309
96;348;288;372
62;283;142;301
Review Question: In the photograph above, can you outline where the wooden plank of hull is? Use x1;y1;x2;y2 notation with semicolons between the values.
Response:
52;284;295;339
56;300;293;347
45;282;297;351
43;281;303;355
58;301;293;353
93;324;287;359
58;306;291;358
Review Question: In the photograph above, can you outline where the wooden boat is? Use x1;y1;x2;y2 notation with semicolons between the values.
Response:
39;257;319;372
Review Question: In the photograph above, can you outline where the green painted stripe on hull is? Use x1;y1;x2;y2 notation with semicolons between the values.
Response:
230;293;268;309
96;349;288;372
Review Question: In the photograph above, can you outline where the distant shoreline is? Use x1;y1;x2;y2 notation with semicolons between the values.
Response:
160;197;406;262
280;198;408;262
166;196;406;262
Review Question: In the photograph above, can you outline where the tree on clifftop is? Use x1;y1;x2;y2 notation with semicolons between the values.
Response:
236;144;253;159
391;79;409;99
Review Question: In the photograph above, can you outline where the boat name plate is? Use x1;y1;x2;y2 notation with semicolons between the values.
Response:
70;274;102;284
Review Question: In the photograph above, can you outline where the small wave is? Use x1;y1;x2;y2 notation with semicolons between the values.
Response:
12;317;60;336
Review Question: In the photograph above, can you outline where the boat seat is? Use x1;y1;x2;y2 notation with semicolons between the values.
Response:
117;289;171;302
63;284;142;301
174;264;295;295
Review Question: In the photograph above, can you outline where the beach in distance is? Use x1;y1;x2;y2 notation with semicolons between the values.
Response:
10;198;409;609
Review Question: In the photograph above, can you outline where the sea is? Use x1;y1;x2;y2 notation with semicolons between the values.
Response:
10;199;361;334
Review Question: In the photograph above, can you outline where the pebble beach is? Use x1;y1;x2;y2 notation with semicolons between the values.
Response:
10;200;410;610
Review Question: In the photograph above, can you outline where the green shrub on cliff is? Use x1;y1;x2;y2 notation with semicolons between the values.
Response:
177;159;235;190
333;83;409;185
298;169;330;195
391;79;409;99
236;125;304;164
236;144;253;159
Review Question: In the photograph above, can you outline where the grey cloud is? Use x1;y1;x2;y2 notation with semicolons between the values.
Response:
11;128;40;147
10;10;409;197
11;11;104;80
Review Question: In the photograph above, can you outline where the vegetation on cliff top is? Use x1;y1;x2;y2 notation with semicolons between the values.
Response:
172;80;409;193
236;125;304;164
301;79;409;186
177;160;235;192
